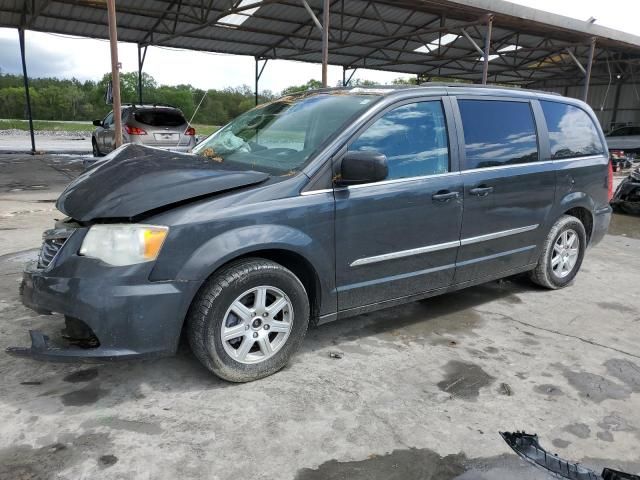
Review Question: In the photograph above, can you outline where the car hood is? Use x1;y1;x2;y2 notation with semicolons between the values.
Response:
57;144;270;221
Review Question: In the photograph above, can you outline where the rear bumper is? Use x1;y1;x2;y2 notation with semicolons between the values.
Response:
591;205;612;247
9;261;199;362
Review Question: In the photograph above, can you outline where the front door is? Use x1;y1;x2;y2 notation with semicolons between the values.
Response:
100;111;115;152
452;97;556;283
334;98;463;311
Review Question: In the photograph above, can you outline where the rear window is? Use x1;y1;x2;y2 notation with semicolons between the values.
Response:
458;99;539;170
133;109;186;127
540;101;604;159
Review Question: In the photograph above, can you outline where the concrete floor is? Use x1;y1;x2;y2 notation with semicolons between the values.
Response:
0;133;92;154
1;154;639;480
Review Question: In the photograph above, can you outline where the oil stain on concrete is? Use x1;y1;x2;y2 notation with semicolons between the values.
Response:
563;423;591;439
0;433;112;480
295;448;466;480
533;384;564;397
437;360;495;400
63;368;99;383
552;438;571;449
605;358;640;392
99;454;118;468
296;450;552;480
61;386;109;406
560;368;631;403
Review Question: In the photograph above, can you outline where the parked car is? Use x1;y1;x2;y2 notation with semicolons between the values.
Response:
11;85;612;382
606;125;640;170
91;104;196;156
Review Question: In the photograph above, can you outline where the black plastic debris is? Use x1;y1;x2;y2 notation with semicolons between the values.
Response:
500;432;640;480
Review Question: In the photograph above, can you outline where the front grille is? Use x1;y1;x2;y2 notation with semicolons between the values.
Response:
38;229;73;269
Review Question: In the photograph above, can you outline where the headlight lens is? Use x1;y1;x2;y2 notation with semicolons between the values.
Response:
79;224;169;266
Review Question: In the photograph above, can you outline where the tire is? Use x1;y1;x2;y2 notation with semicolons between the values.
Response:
187;258;310;382
92;138;102;157
529;215;587;289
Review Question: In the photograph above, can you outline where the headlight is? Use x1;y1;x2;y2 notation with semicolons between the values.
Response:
79;224;169;266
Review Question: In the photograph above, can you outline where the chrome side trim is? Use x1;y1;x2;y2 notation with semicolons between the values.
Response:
349;224;539;268
344;171;460;191
461;161;553;174
350;240;460;267
460;224;539;246
300;188;333;196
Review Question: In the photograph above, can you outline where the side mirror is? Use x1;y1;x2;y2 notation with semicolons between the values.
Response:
338;150;388;186
92;120;102;127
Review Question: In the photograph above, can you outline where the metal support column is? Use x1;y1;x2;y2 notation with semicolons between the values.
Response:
107;0;123;147
583;37;596;102
322;0;330;87
18;28;35;154
482;15;493;85
611;77;623;126
254;57;268;106
342;67;357;86
137;44;148;104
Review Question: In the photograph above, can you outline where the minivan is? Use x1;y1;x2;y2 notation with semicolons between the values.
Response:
11;85;612;382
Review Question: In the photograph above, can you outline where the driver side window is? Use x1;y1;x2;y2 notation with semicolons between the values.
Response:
348;101;450;180
103;112;114;128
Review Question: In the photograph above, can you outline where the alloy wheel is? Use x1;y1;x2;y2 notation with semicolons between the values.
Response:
220;286;294;364
551;229;579;278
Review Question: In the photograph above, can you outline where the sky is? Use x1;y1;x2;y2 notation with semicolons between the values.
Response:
0;0;638;94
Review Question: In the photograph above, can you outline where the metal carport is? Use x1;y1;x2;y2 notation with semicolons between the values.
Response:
2;0;640;152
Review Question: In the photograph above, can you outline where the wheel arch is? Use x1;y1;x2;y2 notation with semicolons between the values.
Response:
174;224;330;320
555;192;595;244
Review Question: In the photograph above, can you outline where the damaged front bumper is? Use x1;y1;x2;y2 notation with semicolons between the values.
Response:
501;431;639;480
7;247;200;362
611;173;640;214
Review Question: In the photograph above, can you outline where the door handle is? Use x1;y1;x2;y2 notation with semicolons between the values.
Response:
469;185;494;197
432;190;460;202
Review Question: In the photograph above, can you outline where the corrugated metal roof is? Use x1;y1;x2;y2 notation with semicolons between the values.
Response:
2;0;640;86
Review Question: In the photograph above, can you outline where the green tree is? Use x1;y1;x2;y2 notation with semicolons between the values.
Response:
281;79;323;95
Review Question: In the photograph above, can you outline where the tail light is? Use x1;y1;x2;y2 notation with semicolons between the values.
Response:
124;125;147;135
607;160;613;201
184;127;196;136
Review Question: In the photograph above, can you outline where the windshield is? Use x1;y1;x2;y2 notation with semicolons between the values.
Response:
192;92;381;175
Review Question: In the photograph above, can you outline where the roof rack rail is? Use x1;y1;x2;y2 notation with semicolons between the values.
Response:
418;82;561;96
124;102;179;109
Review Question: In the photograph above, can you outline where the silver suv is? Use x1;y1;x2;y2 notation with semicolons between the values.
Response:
91;104;196;156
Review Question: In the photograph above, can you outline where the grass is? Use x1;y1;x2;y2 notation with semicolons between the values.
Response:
0;119;219;137
0;119;93;132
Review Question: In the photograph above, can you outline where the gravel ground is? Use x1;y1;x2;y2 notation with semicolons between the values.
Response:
0;129;92;138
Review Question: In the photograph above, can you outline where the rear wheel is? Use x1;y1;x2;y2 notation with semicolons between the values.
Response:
187;258;310;382
530;215;587;289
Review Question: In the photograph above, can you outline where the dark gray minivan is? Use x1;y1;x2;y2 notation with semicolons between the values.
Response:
12;85;612;382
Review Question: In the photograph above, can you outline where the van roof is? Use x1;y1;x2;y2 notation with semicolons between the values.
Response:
309;83;565;101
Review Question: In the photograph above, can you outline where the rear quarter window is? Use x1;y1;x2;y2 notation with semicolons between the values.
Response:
134;109;186;127
540;101;604;159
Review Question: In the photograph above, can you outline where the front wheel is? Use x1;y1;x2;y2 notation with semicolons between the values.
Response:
92;138;102;157
530;215;587;289
187;259;310;382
